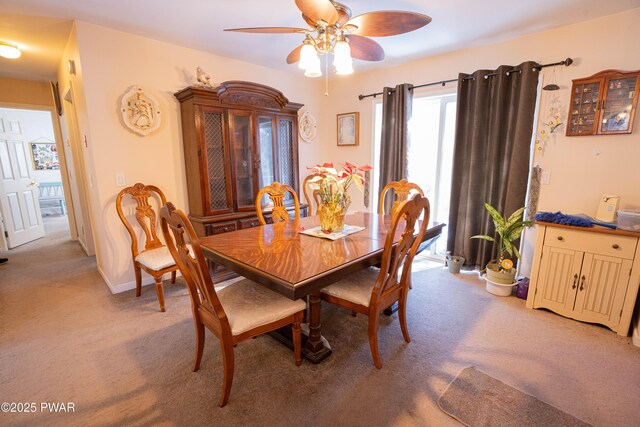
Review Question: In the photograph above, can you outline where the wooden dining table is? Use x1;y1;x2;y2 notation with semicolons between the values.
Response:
199;212;444;363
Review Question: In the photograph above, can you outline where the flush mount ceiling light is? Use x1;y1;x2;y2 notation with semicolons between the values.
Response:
0;42;21;59
224;0;431;78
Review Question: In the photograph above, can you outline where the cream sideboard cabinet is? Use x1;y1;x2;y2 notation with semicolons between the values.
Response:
527;222;640;335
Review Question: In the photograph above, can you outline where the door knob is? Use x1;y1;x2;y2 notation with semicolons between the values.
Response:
557;236;564;241
579;275;586;291
27;181;38;187
612;244;619;249
572;273;579;289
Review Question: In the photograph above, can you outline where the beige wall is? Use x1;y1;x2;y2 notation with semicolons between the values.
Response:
319;8;640;275
70;21;326;291
0;77;53;107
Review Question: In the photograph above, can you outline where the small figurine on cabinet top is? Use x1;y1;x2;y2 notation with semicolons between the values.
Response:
196;66;213;88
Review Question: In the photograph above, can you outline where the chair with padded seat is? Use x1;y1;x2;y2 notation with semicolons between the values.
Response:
159;202;305;407
116;183;178;312
302;174;322;216
321;193;430;369
255;182;301;225
379;179;425;216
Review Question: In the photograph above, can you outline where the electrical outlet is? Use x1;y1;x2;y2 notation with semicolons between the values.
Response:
541;171;551;185
115;173;125;187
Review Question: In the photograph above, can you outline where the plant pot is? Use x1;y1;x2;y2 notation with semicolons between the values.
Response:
483;276;516;296
447;256;465;274
485;262;516;284
318;200;348;233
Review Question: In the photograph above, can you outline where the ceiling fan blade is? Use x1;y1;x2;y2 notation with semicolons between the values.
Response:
287;45;303;64
333;2;352;27
347;35;385;61
301;14;316;28
346;11;432;37
295;0;339;24
224;27;308;34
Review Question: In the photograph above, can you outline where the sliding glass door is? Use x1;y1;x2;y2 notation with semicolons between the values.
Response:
373;93;457;259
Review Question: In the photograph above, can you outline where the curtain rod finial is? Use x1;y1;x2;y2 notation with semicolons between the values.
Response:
564;58;574;66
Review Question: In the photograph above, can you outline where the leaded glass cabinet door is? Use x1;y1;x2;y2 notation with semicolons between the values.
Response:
256;114;277;207
200;106;232;215
229;110;256;211
276;116;298;203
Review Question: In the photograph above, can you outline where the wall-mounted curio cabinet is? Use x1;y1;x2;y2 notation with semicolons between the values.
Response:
566;69;639;136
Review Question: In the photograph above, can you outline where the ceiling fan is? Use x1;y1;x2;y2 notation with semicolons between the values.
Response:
224;0;431;77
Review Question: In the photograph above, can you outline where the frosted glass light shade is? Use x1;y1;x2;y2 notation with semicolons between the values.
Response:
299;44;317;70
304;55;322;78
333;40;353;75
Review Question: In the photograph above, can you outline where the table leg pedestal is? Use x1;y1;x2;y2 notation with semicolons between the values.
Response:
267;292;332;364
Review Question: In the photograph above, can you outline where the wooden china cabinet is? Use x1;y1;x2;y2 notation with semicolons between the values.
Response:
174;81;304;279
566;69;640;136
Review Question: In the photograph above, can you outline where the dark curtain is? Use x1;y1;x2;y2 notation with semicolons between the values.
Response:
378;83;413;214
447;61;539;268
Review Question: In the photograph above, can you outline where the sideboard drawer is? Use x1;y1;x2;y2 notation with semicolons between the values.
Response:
206;220;237;236
239;217;262;229
545;227;637;259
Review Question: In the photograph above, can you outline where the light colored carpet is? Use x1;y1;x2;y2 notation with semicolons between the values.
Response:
1;216;639;426
438;366;591;426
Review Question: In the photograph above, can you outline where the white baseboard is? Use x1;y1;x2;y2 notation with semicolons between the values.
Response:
99;267;183;294
99;268;244;295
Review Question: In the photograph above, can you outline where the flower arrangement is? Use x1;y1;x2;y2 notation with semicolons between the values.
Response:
307;162;372;233
307;162;372;205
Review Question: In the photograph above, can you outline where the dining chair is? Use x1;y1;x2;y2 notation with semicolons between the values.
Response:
379;179;425;216
159;202;305;407
302;174;321;216
255;181;301;225
320;193;430;369
116;183;178;312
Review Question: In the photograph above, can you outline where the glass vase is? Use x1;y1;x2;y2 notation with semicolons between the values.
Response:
318;197;350;233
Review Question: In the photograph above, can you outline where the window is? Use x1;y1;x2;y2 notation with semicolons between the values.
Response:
372;93;457;259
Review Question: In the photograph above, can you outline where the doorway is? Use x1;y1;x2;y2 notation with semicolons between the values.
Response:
0;107;70;250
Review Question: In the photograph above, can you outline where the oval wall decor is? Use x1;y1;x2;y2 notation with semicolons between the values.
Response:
120;85;161;136
298;110;317;143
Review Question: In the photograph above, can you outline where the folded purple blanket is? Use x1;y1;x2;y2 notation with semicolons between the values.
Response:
534;211;592;227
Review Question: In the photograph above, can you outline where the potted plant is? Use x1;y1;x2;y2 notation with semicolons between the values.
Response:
471;203;532;295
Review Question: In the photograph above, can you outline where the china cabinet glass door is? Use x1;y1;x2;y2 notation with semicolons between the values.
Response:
277;116;296;202
229;110;255;210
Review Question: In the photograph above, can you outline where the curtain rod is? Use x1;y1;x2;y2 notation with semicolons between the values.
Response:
357;57;573;101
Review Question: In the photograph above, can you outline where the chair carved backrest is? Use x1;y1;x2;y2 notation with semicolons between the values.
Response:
302;174;322;216
255;182;301;226
116;183;167;258
379;180;425;216
160;202;230;336
372;194;430;305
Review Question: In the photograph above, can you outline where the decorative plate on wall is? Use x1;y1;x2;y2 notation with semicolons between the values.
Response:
298;110;317;143
120;85;161;136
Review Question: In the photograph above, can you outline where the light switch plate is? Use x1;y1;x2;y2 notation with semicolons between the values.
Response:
115;173;125;187
541;171;551;185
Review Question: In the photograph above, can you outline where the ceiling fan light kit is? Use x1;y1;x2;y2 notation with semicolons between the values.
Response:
224;0;431;78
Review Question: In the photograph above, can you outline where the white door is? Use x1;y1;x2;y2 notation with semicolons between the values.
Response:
0;116;45;247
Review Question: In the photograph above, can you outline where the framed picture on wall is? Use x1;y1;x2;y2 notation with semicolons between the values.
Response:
337;112;359;146
30;142;60;170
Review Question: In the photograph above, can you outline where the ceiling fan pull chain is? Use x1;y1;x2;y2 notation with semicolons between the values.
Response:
325;55;329;96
